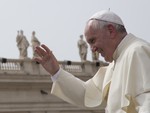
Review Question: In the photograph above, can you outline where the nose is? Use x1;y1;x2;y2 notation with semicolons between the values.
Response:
91;46;97;52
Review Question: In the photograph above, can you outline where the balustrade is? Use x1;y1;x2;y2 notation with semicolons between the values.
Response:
0;58;108;76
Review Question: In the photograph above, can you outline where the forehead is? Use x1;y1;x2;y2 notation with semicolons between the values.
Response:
85;23;98;39
85;22;95;36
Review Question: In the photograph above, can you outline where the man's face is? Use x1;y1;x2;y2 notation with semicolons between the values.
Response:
84;24;114;62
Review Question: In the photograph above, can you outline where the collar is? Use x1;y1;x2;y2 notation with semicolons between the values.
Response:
113;33;136;61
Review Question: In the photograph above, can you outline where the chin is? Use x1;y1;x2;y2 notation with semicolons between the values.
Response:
104;57;113;63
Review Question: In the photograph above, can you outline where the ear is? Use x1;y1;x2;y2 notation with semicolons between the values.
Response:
107;24;116;39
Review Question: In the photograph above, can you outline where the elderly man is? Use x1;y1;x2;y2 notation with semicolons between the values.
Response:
34;10;150;113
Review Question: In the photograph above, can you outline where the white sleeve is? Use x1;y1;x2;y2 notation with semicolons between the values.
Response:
51;67;106;108
51;68;86;107
51;68;61;82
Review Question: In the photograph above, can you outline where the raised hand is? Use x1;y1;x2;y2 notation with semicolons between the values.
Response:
33;44;60;76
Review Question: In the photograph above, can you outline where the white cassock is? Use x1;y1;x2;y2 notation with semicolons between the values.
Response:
51;33;150;113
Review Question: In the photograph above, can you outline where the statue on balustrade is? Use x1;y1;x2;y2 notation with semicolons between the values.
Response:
92;51;99;62
31;31;41;58
16;30;29;59
77;34;88;62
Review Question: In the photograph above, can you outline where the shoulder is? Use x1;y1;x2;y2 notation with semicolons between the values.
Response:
126;38;150;57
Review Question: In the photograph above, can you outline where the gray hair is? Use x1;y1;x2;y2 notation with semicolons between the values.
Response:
87;19;126;33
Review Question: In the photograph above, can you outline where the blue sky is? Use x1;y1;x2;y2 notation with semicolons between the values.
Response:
0;0;150;61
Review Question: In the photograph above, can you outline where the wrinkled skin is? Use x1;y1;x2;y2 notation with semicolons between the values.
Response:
34;44;59;75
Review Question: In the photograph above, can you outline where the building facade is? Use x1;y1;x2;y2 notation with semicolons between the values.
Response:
0;58;108;113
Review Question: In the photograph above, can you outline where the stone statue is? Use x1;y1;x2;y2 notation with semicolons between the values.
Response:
31;31;41;58
77;35;88;61
16;30;29;59
92;51;99;61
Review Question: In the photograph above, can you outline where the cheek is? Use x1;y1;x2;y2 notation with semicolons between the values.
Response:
95;41;103;49
104;48;114;60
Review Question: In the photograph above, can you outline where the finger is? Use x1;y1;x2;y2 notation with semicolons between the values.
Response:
35;46;47;57
33;57;42;64
34;47;44;58
41;44;52;54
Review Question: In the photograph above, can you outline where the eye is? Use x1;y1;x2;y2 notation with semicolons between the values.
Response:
89;38;95;44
